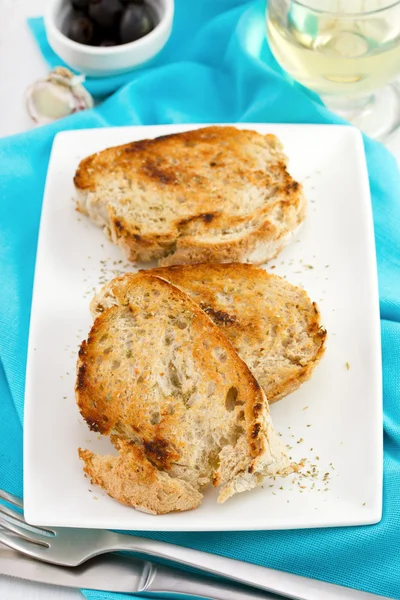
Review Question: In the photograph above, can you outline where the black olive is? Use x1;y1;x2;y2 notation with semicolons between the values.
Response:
88;0;123;29
71;0;89;10
91;21;122;46
99;39;119;46
66;11;95;45
119;4;154;44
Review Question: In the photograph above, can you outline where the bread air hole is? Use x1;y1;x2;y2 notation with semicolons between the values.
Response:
165;334;174;346
168;361;182;389
150;411;161;425
225;387;239;412
213;347;227;363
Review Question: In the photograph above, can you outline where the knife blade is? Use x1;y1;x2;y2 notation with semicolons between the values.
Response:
0;543;278;599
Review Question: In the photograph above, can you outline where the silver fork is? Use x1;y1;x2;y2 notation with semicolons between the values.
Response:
0;491;291;600
0;490;385;600
0;490;290;598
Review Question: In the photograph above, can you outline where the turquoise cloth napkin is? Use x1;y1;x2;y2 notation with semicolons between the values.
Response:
2;1;400;598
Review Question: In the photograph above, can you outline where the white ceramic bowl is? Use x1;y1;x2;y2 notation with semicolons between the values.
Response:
44;0;174;77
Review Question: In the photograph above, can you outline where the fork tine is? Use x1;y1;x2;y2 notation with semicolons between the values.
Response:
0;517;50;546
0;503;24;523
0;490;23;509
0;529;49;559
0;503;55;536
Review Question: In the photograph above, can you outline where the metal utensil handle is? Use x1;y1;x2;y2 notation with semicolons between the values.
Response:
113;534;381;600
147;561;281;600
114;534;299;598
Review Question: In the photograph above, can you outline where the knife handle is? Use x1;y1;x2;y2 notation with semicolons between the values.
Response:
143;561;279;600
112;534;383;599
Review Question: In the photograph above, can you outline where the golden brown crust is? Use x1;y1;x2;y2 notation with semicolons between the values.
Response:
78;274;267;458
79;443;202;515
74;126;305;265
94;264;326;404
77;274;288;513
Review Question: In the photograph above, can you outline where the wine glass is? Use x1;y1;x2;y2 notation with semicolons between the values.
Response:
266;0;400;140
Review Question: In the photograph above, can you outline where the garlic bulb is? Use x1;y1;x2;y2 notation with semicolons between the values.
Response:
26;67;94;124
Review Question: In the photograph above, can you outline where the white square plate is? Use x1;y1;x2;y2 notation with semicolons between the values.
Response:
24;124;382;531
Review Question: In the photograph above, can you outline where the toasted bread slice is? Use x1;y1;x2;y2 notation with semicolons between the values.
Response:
91;264;326;404
77;274;289;514
74;126;305;266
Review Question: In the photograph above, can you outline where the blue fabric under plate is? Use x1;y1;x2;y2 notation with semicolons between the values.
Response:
1;1;399;598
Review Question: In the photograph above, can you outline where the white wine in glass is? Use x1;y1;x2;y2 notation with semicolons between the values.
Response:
267;0;400;139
